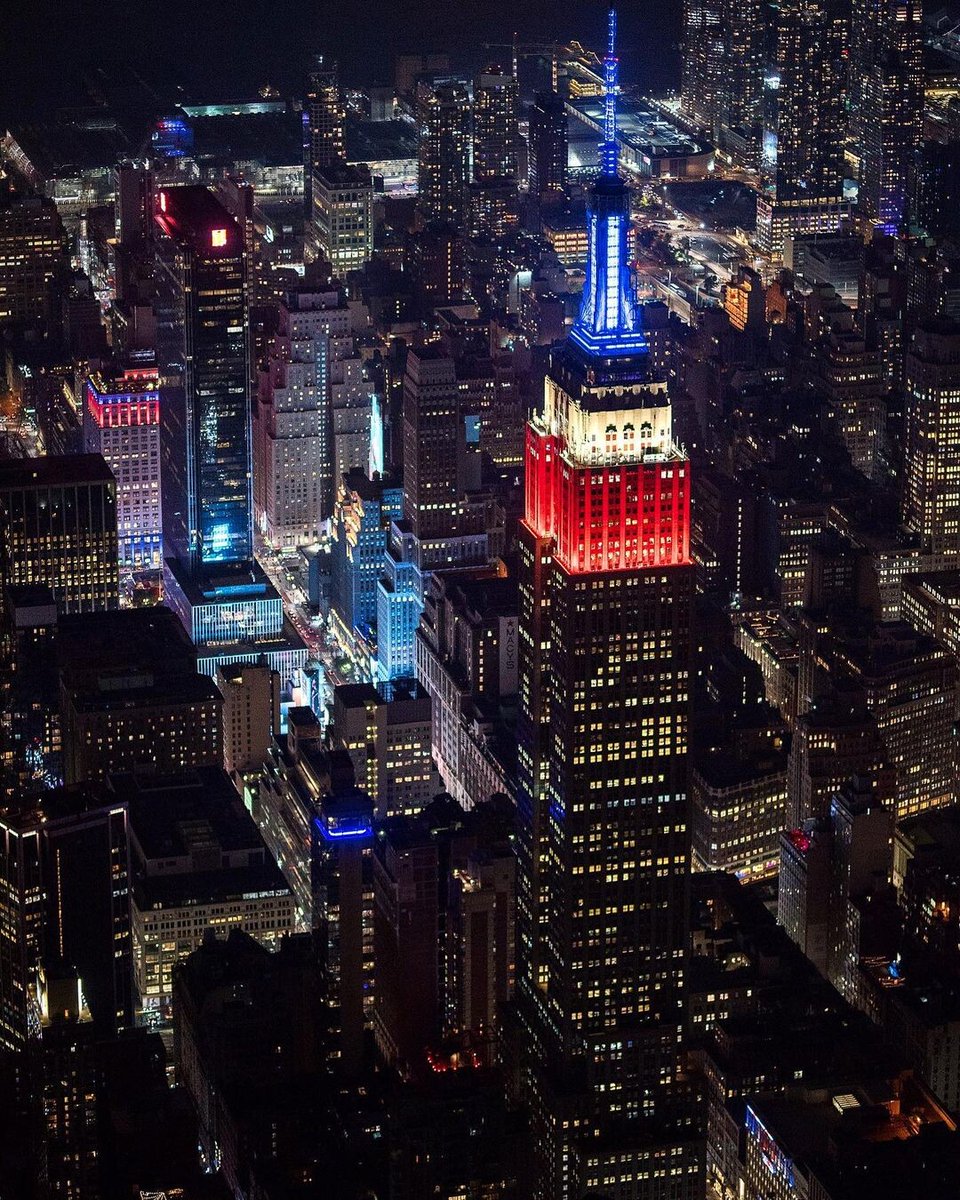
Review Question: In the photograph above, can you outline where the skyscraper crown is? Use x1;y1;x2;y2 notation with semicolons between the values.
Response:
568;8;649;360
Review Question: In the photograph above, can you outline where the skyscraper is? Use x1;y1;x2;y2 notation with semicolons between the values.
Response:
83;364;163;570
306;55;346;178
154;187;308;681
528;91;568;203
0;189;68;335
512;13;700;1198
416;81;471;227
311;161;374;277
256;289;336;548
469;67;519;239
901;321;960;553
857;0;923;233
681;0;724;136
0;455;119;615
154;186;252;572
757;0;847;257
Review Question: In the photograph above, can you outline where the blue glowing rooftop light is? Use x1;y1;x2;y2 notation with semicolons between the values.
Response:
568;7;649;361
316;813;373;842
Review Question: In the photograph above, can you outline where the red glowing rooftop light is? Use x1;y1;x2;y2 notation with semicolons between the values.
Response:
788;828;812;854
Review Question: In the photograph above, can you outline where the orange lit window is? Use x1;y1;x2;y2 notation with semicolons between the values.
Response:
211;228;227;247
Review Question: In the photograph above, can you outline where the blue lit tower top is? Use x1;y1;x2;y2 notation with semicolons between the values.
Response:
568;7;648;360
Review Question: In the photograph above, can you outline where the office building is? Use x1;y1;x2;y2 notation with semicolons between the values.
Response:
836;624;957;820
216;661;280;779
255;284;373;541
401;346;493;569
329;468;403;652
154;186;308;681
173;930;327;1197
901;320;960;553
312;786;375;1074
0;805;44;1055
375;527;424;683
416;81;471;227
36;963;99;1199
83;365;163;570
255;289;337;548
528;91;567;202
1;585;61;791
58;607;222;786
691;750;788;880
814;326;886;482
416;564;518;808
0;189;68;333
757;0;848;257
0;455;119;615
372;814;442;1071
913;141;960;240
511;17;701;1197
0;789;132;1054
311;161;374;277
255;706;327;927
788;701;888;825
155;186;252;572
119;767;296;1010
408;221;466;310
331;680;434;818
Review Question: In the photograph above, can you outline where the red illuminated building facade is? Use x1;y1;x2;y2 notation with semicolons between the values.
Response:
83;366;162;569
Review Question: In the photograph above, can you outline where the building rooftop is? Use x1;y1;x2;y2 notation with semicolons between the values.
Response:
569;95;710;161
0;452;114;489
58;606;200;686
117;767;264;861
153;184;241;253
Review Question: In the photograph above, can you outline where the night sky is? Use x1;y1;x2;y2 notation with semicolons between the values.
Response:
0;0;680;124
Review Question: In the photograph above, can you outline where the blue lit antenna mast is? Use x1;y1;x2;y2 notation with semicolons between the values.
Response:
568;6;649;359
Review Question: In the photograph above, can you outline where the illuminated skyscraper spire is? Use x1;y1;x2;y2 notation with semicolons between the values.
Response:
568;6;649;359
601;6;620;177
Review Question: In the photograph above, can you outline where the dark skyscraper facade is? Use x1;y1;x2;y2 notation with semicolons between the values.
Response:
513;14;699;1198
757;0;847;256
306;55;346;175
154;186;253;572
0;455;119;614
416;81;471;227
528;91;568;201
856;0;923;233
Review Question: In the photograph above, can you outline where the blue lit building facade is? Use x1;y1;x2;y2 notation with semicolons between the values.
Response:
155;186;308;689
155;186;253;571
375;526;423;683
330;469;402;652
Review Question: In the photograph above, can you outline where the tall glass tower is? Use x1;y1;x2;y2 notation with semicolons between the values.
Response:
155;186;308;686
154;186;253;571
511;13;702;1199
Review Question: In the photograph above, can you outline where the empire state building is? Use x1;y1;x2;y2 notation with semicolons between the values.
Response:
511;11;702;1198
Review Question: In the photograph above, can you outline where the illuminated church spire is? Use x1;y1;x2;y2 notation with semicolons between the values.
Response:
568;6;649;359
